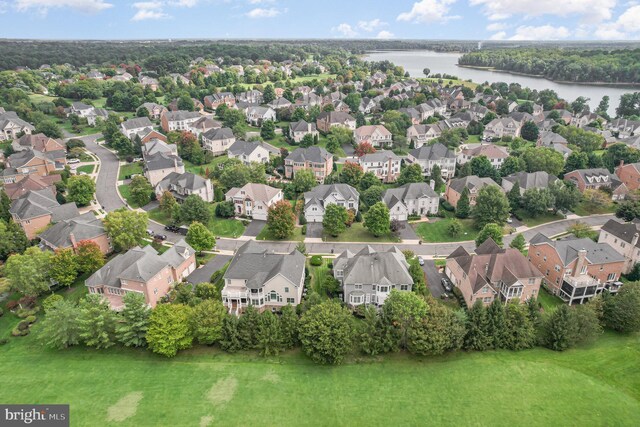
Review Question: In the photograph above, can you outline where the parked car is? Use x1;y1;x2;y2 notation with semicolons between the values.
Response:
165;224;179;232
146;229;154;236
132;158;143;163
418;256;424;266
154;234;167;241
441;277;452;292
67;158;80;164
177;226;189;235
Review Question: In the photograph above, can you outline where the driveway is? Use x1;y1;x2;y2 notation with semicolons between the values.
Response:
421;259;447;298
242;220;267;237
186;255;232;285
341;143;355;156
396;221;420;241
306;222;323;238
80;134;125;212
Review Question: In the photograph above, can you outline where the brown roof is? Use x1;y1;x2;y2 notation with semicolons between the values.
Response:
4;174;61;200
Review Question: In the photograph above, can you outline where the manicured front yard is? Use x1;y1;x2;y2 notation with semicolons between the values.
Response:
118;162;143;180
183;157;228;176
256;225;305;241
76;164;95;174
573;200;617;217
414;218;479;243
147;205;245;238
118;185;142;208
324;223;400;243
516;210;564;228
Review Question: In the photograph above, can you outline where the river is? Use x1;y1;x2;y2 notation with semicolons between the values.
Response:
362;50;636;117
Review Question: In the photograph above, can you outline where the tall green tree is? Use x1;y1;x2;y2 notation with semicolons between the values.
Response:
266;200;296;240
475;223;503;247
364;202;390;237
503;303;536;351
543;305;575;351
521;121;539;141
464;301;491;351
0;220;29;261
37;299;81;349
382;290;428;350
280;304;299;349
75;240;105;274
78;294;118;349
129;175;154;207
67;175;96;206
220;314;242;353
603;281;640;333
358;305;393;356
190;299;226;345
179;195;211;224
104;209;148;252
398;163;423;185
509;234;526;253
49;248;79;287
299;300;354;365
147;303;194;357
257;310;282;356
507;183;521;212
323;203;349;237
116;292;151;348
474;185;510;228
186;221;216;253
5;246;53;297
455;187;471;219
486;299;507;349
291;168;316;194
238;306;261;350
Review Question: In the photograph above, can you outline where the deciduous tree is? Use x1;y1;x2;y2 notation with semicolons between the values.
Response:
67;175;95;206
117;292;150;348
364;202;390;237
186;221;215;253
299;300;354;365
147;303;194;357
104;209;148;252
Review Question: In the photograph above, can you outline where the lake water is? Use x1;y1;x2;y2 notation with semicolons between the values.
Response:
362;50;638;117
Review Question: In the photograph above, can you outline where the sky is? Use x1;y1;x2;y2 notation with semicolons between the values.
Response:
0;0;640;41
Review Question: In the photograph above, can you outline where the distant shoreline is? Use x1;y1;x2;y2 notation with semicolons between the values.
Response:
456;64;640;88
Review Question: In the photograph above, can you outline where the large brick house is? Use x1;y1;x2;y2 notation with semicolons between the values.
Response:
446;239;543;307
160;111;202;133
444;176;502;208
10;189;79;240
598;219;640;274
285;146;333;181
563;168;628;201
529;233;624;305
316;111;356;133
85;239;196;310
39;212;111;254
615;161;640;191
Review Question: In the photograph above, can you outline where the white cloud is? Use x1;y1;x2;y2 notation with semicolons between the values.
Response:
357;18;386;32
15;0;113;13
332;23;358;38
470;0;616;23
508;25;571;40
248;0;274;3
594;5;640;39
486;22;507;31
245;7;281;18
170;0;197;6
490;31;506;40
132;1;169;21
376;30;394;39
397;0;459;23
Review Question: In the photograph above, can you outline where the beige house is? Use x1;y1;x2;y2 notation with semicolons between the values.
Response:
10;189;79;240
142;140;184;187
161;111;202;133
357;150;401;183
354;125;393;148
458;144;509;168
225;183;283;220
316;111;356;133
0;111;35;140
222;241;306;315
444;175;502;208
201;127;236;155
483;118;521;139
446;239;543;307
86;240;196;310
155;172;214;203
227;140;271;165
289;120;319;143
598;219;640;274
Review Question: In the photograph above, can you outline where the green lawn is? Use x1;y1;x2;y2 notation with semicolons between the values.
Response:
466;134;481;144
538;287;564;312
516;210;564;228
308;257;331;295
183;157;228;177
324;223;400;243
256;225;305;242
76;164;95;174
148;205;245;238
414;218;479;243
0;315;639;427
118;163;143;180
573;200;617;217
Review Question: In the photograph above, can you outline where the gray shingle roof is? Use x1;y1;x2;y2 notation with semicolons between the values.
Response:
202;127;234;141
502;171;558;192
286;146;332;163
145;151;183;171
530;233;624;265
228;140;268;157
383;183;437;207
303;184;359;206
334;246;413;286
122;117;153;130
156;172;209;192
223;241;305;290
39;212;106;249
409;142;456;160
10;189;78;221
448;176;499;195
359;150;400;163
601;219;640;249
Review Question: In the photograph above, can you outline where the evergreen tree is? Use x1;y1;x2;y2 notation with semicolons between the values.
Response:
78;294;118;349
509;234;526;254
280;304;299;349
543;305;575;351
503;303;536;351
464;301;491;351
237;306;261;350
358;305;392;356
116;292;150;348
257;310;282;356
456;187;471;219
507;182;521;212
486;299;507;349
37;299;81;349
430;164;444;190
220;315;242;353
190;299;226;345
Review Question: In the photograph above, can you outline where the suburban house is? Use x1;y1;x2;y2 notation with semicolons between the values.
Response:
483;118;522;139
334;246;413;306
353;125;393;148
0;111;35;140
563;168;628;201
204;92;236;110
598;219;640;274
39;212;111;254
10;189;79;240
121;117;154;139
168;98;204;113
607;118;640;138
445;176;502;208
225;183;283;220
4;174;61;200
406;124;442;146
227;140;271;165
529;233;625;305
85;239;196;310
236;90;263;104
268;97;292;110
201;127;236;156
285;146;333;181
139;129;167;144
221;240;306;315
3;149;66;183
289;120;319;143
140;102;167;119
68;102;108;126
155;172;214;203
303;183;359;223
143;140;185;187
446;239;543;307
458;144;509;168
383;183;439;221
501;171;558;192
11;133;65;154
615;161;640;191
316;111;356;133
188;116;221;136
245;106;276;126
160;111;202;133
140;76;159;91
407;142;457;178
357;150;401;183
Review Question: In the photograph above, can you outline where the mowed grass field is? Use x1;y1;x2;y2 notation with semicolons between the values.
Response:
0;330;639;426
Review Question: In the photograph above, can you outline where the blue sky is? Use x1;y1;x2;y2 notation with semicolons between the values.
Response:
1;0;639;40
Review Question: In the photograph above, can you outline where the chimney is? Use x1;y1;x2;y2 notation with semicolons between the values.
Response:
429;179;435;190
69;232;77;249
633;233;639;247
574;248;588;276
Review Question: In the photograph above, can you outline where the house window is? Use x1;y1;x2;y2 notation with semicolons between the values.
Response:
284;287;289;293
580;265;588;274
379;286;388;292
482;287;488;294
354;284;363;290
528;278;536;284
286;298;295;304
400;285;408;291
350;295;363;304
482;297;492;303
607;273;616;281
